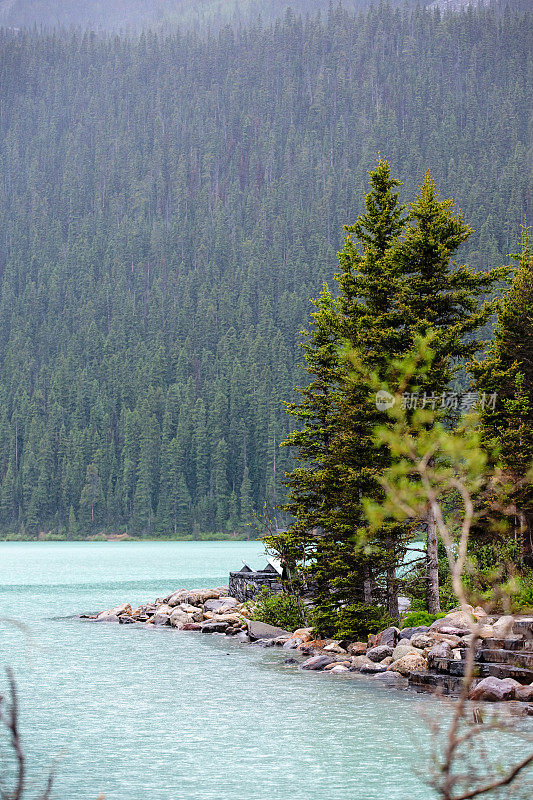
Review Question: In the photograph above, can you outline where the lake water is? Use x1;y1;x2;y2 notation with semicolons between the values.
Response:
0;541;440;800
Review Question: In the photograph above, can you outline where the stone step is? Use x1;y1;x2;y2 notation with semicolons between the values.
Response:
480;637;533;652
477;649;533;669
448;659;533;684
409;670;464;696
513;618;533;637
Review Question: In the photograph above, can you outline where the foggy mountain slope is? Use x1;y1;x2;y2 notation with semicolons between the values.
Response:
0;0;371;32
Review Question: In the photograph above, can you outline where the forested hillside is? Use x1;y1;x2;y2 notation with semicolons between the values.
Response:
0;4;530;538
0;0;375;32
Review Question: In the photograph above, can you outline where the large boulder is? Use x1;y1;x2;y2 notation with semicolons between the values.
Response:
324;641;348;654
469;676;520;702
177;603;204;622
371;671;408;689
329;664;349;674
166;590;190;607
97;603;132;620
514;684;533;702
208;613;243;626
283;638;302;650
389;653;428;676
410;633;435;650
347;642;367;656
431;612;471;633
299;655;336;671
169;608;191;628
391;643;421;662
151;604;173;625
349;655;375;672
476;624;495;638
366;645;393;662
204;597;239;613
359;661;388;674
427;641;454;670
492;616;515;639
324;660;351;670
430;618;470;636
399;625;429;640
290;627;314;642
201;621;229;634
379;627;400;648
247;620;291;640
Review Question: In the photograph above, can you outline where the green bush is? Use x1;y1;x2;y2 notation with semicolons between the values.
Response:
311;603;392;642
249;589;304;631
400;610;446;629
507;572;533;613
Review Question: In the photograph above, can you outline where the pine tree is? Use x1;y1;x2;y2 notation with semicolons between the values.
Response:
79;463;104;526
239;465;254;532
471;224;533;562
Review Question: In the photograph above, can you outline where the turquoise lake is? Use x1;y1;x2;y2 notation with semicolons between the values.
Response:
0;541;442;800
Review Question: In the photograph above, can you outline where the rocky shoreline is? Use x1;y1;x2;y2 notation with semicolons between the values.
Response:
82;587;533;710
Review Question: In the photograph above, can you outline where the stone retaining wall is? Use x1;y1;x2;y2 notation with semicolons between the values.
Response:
228;570;283;602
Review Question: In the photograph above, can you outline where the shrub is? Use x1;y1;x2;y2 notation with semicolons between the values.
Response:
400;610;446;629
311;603;392;642
249;588;304;631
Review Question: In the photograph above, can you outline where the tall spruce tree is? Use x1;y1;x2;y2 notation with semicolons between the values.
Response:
391;174;509;611
271;157;410;628
471;224;533;563
273;159;510;633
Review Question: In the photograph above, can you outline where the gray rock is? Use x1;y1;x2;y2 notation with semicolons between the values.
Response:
247;620;291;641
370;671;408;689
118;615;136;624
469;676;520;702
427;641;454;669
514;684;533;702
367;645;393;662
166;590;190;607
436;625;470;637
201;621;229;634
379;626;400;647
492;616;515;639
359;662;388;674
204;597;239;613
346;642;367;656
349;655;375;672
430;617;469;635
282;638;301;650
299;655;336;671
284;657;299;665
330;664;349;673
97;602;132;620
399;626;429;640
392;643;421;661
410;633;435;649
152;613;171;626
169;608;191;628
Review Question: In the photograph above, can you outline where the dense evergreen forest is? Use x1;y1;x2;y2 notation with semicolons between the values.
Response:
0;0;382;32
0;3;530;538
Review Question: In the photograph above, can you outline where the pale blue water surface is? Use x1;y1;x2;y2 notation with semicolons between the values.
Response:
0;541;439;800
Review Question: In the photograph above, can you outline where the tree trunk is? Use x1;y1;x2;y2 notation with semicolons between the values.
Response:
386;565;399;619
427;505;440;614
363;564;372;604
